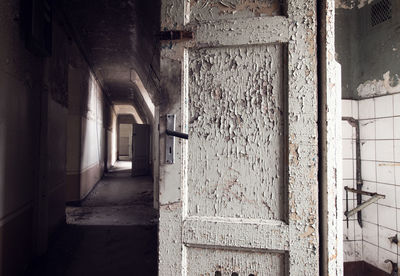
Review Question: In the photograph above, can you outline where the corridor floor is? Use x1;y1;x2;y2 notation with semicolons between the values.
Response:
27;161;158;276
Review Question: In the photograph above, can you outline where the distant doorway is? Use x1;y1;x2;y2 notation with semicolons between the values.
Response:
117;114;135;161
118;123;132;161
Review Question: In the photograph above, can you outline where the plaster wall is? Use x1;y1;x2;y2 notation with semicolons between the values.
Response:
0;0;41;269
107;108;118;170
336;0;400;99
66;68;110;202
0;1;77;274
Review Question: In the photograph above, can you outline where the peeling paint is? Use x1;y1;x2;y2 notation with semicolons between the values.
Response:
335;0;373;10
189;0;282;22
159;0;320;274
357;71;400;98
187;44;286;221
186;247;285;275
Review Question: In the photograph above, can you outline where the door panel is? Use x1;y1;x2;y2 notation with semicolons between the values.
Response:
160;0;318;275
132;124;150;176
187;247;285;276
187;44;287;221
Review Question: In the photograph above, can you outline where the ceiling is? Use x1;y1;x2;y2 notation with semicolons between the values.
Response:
60;0;160;120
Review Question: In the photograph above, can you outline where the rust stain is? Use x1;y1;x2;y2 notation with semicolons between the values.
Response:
300;226;315;238
160;201;182;211
308;165;316;179
306;32;315;56
289;143;299;166
378;163;400;167
290;212;301;221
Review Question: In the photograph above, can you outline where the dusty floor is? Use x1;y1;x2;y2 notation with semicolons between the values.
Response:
27;162;158;276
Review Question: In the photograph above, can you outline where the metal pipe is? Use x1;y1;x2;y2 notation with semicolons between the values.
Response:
342;117;363;227
346;188;349;229
344;186;382;197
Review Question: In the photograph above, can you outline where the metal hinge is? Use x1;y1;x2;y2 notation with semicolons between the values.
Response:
160;30;193;41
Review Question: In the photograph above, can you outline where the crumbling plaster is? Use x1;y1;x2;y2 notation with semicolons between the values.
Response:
336;0;400;99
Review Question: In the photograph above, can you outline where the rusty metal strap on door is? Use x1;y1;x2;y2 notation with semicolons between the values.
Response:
159;30;193;41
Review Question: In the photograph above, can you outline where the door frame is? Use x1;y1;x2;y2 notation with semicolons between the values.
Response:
318;0;343;275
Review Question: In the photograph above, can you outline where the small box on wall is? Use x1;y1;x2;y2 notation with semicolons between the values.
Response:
21;0;52;57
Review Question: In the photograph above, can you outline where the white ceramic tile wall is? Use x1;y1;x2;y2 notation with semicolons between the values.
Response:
342;96;400;273
342;100;362;262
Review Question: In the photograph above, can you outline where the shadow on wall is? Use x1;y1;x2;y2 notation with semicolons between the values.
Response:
0;0;46;273
0;49;44;276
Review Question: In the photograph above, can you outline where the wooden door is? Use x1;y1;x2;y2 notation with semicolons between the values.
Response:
132;124;150;176
159;1;319;275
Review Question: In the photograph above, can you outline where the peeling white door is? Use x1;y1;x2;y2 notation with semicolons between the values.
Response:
132;124;150;176
159;1;319;275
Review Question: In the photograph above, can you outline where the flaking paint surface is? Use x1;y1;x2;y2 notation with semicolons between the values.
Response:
187;44;286;221
186;246;285;275
357;71;400;98
189;0;283;23
159;0;320;274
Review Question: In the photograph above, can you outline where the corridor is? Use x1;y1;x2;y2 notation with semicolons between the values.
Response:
27;162;158;276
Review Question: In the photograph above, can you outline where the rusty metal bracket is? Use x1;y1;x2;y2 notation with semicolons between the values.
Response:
160;30;193;41
344;186;385;218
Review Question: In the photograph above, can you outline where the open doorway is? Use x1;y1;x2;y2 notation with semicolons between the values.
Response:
117;115;134;162
336;0;400;275
118;124;133;161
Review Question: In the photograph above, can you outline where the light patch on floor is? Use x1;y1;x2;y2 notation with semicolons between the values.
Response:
66;161;156;226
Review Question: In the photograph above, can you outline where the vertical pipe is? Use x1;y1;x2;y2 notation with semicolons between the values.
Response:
342;117;363;227
354;120;363;227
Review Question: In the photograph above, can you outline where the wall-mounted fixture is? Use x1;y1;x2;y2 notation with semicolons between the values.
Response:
159;30;193;41
385;259;398;276
371;0;393;27
344;186;385;224
389;234;399;245
165;114;175;164
165;114;188;164
342;117;364;227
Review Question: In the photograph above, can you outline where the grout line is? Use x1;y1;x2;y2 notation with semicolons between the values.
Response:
373;97;381;263
394;95;399;259
344;99;400;263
